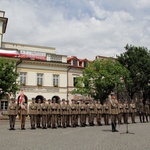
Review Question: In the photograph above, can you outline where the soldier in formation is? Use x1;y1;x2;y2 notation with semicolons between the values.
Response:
8;98;18;130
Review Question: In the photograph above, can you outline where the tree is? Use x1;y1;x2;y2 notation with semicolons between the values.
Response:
72;58;129;104
117;44;150;101
0;58;19;99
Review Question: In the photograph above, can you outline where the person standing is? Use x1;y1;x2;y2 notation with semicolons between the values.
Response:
18;99;28;130
51;98;58;129
79;100;87;127
130;100;136;123
61;99;68;128
118;100;124;124
41;98;48;129
36;99;42;128
123;100;129;124
29;98;37;129
47;99;52;128
8;98;18;130
70;99;77;127
109;94;119;132
66;100;71;127
96;100;103;126
87;100;96;126
138;99;145;123
144;101;149;122
57;100;62;127
103;100;110;125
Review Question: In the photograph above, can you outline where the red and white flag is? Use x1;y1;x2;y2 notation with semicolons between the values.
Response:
19;90;26;110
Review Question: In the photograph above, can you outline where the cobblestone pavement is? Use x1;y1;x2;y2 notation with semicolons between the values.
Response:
0;117;150;150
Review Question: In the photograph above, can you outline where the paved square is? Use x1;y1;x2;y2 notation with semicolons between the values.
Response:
0;117;150;150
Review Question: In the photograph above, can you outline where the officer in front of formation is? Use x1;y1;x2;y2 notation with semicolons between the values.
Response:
29;97;37;129
103;100;110;125
8;98;18;130
109;94;119;132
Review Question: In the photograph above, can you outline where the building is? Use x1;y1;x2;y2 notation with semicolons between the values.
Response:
0;10;70;114
67;56;91;101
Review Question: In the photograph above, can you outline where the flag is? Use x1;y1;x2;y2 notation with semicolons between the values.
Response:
19;90;26;110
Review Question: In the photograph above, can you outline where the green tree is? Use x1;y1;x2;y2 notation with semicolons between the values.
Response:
0;58;19;98
117;44;150;100
72;58;129;104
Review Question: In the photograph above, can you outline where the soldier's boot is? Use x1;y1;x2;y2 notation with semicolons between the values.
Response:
114;123;118;132
9;125;13;130
111;123;115;132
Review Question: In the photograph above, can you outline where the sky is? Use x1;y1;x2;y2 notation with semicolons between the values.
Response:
0;0;150;60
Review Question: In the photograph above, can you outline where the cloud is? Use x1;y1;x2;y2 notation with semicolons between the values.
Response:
0;0;150;60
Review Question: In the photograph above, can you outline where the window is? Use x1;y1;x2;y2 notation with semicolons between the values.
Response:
84;61;88;68
1;101;8;111
73;77;77;87
20;72;27;85
73;59;78;66
53;74;59;87
37;73;43;86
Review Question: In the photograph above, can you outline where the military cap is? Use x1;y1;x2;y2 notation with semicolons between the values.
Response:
62;98;65;101
66;100;69;102
32;97;35;100
48;99;51;101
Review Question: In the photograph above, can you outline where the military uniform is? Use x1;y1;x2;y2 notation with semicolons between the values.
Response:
61;99;68;128
96;101;103;126
66;100;71;127
87;100;96;126
118;102;124;124
36;100;42;128
130;101;136;123
41;99;48;129
8;98;18;130
144;101;149;122
138;100;145;123
70;100;78;127
18;102;28;130
29;98;37;129
79;101;87;127
123;101;129;124
57;101;62;127
103;101;110;125
51;100;58;128
47;99;52;128
109;95;119;132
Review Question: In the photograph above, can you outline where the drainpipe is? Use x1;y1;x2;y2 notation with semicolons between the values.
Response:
67;66;72;101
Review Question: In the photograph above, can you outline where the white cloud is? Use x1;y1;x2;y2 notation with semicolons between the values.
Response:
0;0;150;60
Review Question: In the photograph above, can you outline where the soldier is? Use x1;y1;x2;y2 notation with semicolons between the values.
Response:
51;98;58;129
79;100;87;127
8;98;18;130
75;100;80;127
47;99;52;128
130;100;136;123
66;100;71;127
138;99;145;123
118;100;124;124
123;100;129;124
103;100;110;125
87;100;96;126
57;100;62;127
144;101;149;122
96;100;103;126
109;94;119;132
61;99;68;128
70;99;77;127
36;99;42;128
29;98;37;129
18;98;28;130
41;98;48;129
